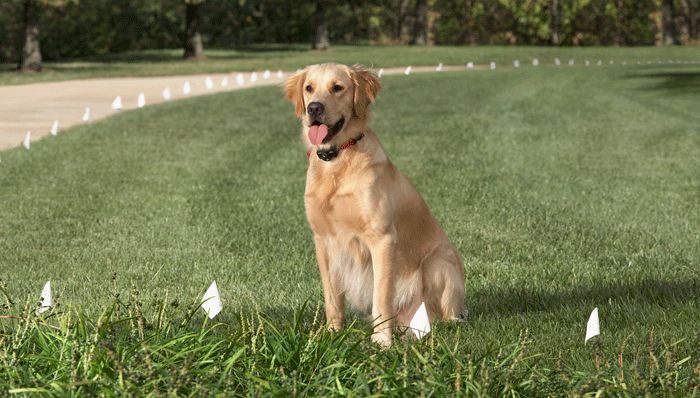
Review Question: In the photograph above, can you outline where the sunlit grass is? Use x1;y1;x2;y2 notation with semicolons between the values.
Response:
1;55;700;395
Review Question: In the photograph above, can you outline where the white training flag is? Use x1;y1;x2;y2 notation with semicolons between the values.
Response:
404;66;411;75
569;59;575;66
236;73;245;86
597;60;603;66
532;58;539;66
263;69;271;79
377;68;384;78
467;62;474;69
83;107;91;123
137;93;146;108
111;96;123;112
410;302;431;339
205;76;213;90
23;132;30;150
555;58;561;66
51;120;58;136
489;62;496;70
183;81;191;95
221;77;228;87
585;60;590;66
436;63;443;71
277;70;284;79
40;281;53;313
585;307;600;344
162;87;171;100
514;60;520;68
201;281;223;319
250;72;258;83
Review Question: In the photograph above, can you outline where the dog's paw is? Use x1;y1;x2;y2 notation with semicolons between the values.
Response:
371;330;392;347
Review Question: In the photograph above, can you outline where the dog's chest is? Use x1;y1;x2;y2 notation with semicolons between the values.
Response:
304;173;369;236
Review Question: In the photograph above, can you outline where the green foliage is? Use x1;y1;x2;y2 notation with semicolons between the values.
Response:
1;286;699;396
432;0;665;45
3;1;699;64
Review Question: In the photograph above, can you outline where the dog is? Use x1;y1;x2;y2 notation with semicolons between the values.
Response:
285;62;465;346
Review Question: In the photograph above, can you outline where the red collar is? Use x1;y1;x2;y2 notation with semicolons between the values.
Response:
307;134;365;158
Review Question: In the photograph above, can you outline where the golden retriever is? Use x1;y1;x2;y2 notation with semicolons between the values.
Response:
285;62;465;346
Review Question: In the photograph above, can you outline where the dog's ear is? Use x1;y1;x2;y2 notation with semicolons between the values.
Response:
284;69;308;117
350;64;381;121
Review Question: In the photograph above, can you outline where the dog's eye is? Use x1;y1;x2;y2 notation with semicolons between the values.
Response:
305;85;313;93
332;84;344;93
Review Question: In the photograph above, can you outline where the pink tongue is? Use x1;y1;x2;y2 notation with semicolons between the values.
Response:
308;124;328;146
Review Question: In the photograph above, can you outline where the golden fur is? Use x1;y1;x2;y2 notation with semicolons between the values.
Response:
285;62;465;346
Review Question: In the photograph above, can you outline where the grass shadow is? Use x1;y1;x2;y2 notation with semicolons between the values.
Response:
471;278;699;319
625;68;700;95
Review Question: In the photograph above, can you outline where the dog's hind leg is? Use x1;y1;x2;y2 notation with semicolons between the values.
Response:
421;248;466;321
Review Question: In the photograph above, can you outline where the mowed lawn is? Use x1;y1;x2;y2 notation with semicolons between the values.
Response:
1;60;699;393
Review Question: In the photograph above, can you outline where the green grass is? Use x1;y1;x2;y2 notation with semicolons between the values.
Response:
2;57;700;395
2;44;700;85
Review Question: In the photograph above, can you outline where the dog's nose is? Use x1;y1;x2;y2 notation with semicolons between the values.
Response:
307;102;325;118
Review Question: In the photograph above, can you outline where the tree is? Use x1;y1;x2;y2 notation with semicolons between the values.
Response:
313;0;330;50
184;0;205;59
551;0;560;45
662;0;680;45
410;0;428;45
18;0;42;72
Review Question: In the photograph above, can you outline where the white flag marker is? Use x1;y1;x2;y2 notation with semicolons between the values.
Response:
569;59;575;66
404;66;411;75
201;281;223;319
555;58;561;66
183;81;191;95
597;60;603;66
205;76;213;90
532;58;539;66
467;62;474;69
83;107;91;123
236;73;245;86
263;69;271;79
23;132;31;150
137;93;146;108
436;63;443;71
162;87;171;100
277;70;284;79
221;77;228;87
250;72;258;83
490;62;496;70
410;302;431;339
111;96;123;112
585;307;600;344
514;60;520;68
51;120;59;136
40;281;53;313
377;68;384;78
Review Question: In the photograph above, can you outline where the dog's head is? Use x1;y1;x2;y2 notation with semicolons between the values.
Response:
284;62;381;151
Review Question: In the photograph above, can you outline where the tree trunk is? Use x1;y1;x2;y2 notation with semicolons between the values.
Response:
184;2;205;59
550;0;560;46
410;0;428;45
662;0;678;45
19;0;43;72
313;0;330;50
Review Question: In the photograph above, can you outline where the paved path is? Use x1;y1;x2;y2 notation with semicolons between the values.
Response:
0;65;467;151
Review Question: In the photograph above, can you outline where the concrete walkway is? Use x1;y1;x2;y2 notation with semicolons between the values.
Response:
0;65;467;151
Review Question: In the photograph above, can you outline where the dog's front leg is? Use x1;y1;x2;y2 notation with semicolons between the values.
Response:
368;235;396;347
314;236;345;331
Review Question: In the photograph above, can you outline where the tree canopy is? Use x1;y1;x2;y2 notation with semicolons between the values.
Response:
1;0;698;64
